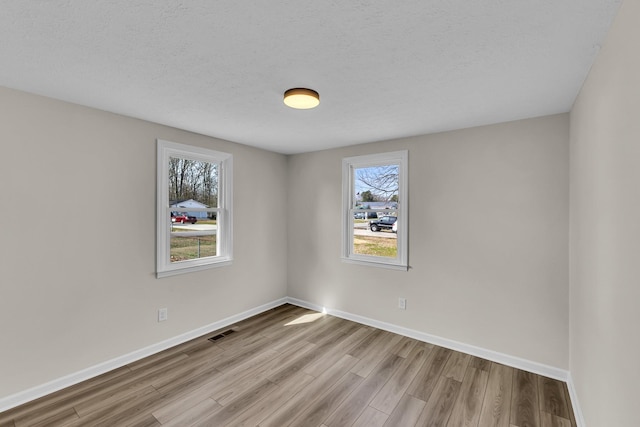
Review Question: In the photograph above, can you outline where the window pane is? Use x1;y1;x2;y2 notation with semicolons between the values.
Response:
352;210;398;258
354;164;399;209
353;165;399;258
170;224;217;262
168;157;218;208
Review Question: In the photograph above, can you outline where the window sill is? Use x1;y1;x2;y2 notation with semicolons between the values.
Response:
341;256;408;271
157;259;232;278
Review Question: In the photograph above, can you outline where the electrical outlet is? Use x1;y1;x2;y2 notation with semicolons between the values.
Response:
158;307;168;322
398;297;407;310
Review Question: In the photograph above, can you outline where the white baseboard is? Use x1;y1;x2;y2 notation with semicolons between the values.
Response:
286;297;569;382
566;372;586;427
0;297;287;413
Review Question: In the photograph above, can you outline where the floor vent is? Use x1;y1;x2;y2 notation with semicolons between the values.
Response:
208;329;236;342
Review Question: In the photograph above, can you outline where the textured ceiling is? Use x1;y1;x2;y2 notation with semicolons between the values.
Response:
0;0;621;154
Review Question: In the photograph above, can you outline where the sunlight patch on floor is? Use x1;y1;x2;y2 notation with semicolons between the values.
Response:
285;312;325;325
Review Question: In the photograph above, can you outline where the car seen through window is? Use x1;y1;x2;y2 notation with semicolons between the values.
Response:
369;215;397;232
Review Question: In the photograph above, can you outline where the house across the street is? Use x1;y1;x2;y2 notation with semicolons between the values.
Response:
170;199;209;219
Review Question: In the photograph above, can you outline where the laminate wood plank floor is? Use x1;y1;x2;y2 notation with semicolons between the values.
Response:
0;304;577;427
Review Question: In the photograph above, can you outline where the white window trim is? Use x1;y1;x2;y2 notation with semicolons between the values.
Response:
341;150;408;270
156;139;233;278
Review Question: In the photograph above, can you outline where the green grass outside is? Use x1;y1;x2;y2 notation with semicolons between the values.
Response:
170;223;396;260
353;236;397;258
170;235;216;262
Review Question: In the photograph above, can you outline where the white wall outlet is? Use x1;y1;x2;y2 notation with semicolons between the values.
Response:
398;297;407;310
158;307;168;322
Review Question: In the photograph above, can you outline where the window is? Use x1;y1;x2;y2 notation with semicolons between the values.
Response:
157;139;232;277
342;150;408;270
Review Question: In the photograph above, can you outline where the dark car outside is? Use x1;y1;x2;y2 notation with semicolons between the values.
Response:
369;215;397;232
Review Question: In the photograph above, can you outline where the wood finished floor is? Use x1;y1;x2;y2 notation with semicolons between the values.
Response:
0;304;577;427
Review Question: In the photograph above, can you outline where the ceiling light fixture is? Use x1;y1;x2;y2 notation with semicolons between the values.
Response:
283;88;319;109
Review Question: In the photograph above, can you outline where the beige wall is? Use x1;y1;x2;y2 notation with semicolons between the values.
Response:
287;114;570;369
0;87;288;399
570;0;640;425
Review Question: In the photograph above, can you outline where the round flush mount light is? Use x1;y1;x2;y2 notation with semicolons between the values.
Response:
283;88;320;109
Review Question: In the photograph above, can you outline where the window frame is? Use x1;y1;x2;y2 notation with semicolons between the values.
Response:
156;139;233;278
341;150;408;270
